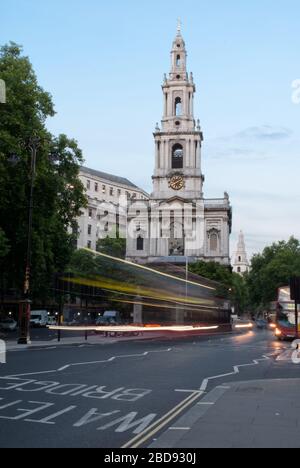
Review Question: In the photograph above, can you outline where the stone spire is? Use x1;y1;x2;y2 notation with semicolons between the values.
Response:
233;231;250;275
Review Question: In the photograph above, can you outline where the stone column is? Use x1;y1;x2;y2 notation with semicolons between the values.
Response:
133;296;143;324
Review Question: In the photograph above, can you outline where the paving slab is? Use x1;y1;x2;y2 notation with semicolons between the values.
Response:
150;379;300;449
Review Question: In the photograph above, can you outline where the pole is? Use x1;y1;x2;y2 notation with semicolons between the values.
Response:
295;300;299;340
185;256;188;320
18;137;39;345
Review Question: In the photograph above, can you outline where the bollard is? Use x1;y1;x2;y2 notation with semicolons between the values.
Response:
0;340;6;364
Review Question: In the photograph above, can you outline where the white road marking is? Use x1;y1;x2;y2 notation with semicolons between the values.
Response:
123;351;273;448
175;389;203;394
199;355;271;392
197;402;214;406
4;348;173;378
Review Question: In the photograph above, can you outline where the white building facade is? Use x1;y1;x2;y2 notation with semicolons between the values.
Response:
77;167;148;251
126;26;232;265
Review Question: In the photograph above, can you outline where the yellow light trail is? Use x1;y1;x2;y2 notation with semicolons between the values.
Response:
82;248;216;291
63;275;216;308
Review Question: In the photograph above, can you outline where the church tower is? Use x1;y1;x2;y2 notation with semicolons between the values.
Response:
233;231;250;275
126;24;232;265
152;22;204;200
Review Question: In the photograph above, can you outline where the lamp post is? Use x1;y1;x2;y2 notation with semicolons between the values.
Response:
18;136;40;345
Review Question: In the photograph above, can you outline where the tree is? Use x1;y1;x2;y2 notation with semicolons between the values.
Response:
247;237;300;308
189;261;232;297
0;42;87;303
0;228;9;259
189;261;249;315
97;235;126;259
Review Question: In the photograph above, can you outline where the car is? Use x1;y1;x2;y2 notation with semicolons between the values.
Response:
47;316;57;326
30;310;49;327
0;318;18;332
255;319;268;330
96;316;117;326
103;311;122;323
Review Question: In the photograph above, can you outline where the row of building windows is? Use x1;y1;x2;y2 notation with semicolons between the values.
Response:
86;179;142;200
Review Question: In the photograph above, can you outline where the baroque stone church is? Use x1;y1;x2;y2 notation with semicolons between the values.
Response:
126;25;232;265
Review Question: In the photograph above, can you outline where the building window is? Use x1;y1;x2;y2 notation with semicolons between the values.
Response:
110;187;114;196
238;267;241;273
88;225;92;236
126;191;130;199
104;222;109;233
95;183;98;192
175;97;182;116
210;232;218;252
137;236;144;251
172;144;184;169
88;208;93;219
87;241;92;249
102;185;106;194
176;55;181;67
238;256;242;262
117;189;121;197
87;180;91;190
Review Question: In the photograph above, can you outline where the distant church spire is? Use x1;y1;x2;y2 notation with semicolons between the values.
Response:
233;231;250;275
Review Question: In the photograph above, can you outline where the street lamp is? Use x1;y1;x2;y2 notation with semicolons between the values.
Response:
18;136;40;344
0;79;6;104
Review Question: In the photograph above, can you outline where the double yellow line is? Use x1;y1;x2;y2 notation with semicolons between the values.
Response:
122;390;204;448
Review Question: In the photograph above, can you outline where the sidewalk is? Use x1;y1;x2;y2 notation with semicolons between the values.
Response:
4;332;166;351
151;379;300;448
4;328;242;352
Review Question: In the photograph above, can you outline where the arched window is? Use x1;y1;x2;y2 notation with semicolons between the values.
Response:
172;144;184;169
137;236;144;251
209;231;218;252
176;55;181;67
175;97;182;116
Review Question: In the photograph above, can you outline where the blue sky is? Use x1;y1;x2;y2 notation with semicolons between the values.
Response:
1;0;300;257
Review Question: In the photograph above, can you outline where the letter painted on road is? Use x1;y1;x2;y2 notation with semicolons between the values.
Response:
97;412;157;434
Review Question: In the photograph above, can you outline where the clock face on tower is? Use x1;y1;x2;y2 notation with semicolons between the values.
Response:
169;175;185;191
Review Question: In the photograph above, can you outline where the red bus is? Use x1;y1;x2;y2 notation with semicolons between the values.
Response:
274;286;300;340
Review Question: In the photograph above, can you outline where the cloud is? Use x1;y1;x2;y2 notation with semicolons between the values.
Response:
207;147;268;161
236;125;293;141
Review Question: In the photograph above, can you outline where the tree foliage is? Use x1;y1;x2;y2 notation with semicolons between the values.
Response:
247;237;300;308
189;261;249;315
0;228;10;259
0;42;87;303
97;235;126;259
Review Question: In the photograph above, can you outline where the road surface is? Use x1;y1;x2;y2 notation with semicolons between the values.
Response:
0;330;297;448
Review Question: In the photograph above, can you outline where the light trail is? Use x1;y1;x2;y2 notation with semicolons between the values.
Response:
63;275;217;308
82;248;216;291
49;325;220;333
234;323;254;329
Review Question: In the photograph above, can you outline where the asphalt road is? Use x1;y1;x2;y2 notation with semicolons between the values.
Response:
0;330;298;448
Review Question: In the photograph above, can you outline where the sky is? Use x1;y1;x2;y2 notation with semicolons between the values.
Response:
1;0;300;259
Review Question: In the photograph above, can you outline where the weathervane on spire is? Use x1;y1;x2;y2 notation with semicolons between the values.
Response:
177;17;182;35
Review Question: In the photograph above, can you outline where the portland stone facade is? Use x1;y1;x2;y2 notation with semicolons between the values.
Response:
126;25;232;265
